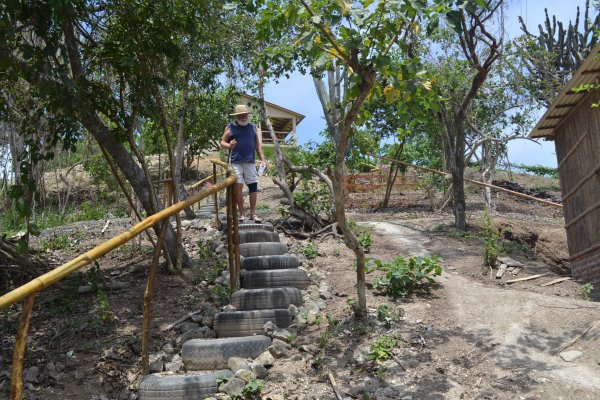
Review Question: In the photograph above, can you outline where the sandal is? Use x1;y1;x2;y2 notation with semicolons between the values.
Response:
252;215;262;223
239;215;245;222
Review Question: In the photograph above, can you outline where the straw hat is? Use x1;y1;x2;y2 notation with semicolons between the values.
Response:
230;104;250;116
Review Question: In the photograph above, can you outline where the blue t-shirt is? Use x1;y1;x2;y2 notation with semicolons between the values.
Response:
229;123;257;163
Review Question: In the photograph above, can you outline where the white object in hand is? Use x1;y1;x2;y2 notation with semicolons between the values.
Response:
257;164;266;176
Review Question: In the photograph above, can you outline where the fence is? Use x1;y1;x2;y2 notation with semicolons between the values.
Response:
0;159;240;400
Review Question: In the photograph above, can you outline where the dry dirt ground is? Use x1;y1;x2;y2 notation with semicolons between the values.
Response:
1;170;600;400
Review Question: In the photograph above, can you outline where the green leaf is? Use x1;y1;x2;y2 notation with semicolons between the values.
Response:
311;15;322;24
445;10;462;33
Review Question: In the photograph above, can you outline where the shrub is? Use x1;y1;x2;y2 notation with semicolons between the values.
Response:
367;256;443;298
299;242;319;259
482;210;501;267
581;283;594;300
368;333;401;363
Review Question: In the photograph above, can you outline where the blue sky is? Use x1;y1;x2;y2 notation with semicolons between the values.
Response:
263;0;592;168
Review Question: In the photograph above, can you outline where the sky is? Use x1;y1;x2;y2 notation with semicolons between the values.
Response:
263;0;593;168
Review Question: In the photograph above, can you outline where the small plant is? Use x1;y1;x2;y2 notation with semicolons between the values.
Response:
197;238;216;260
367;256;443;298
581;283;594;300
240;378;264;399
256;203;270;211
368;333;401;363
300;242;319;259
482;210;501;267
359;231;373;253
318;314;339;349
210;284;233;303
40;233;71;251
376;304;404;328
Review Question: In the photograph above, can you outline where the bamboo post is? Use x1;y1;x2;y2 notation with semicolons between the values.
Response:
232;193;241;290
141;220;170;376
213;164;220;230
10;294;35;400
226;186;235;289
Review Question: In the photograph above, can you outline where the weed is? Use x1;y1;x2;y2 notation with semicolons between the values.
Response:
40;233;71;251
239;378;264;399
449;230;471;239
256;203;270;211
581;283;594;300
376;304;404;328
482;210;501;267
215;375;229;386
197;238;216;260
210;284;233;303
79;201;107;221
299;242;319;259
318;315;339;348
348;218;375;252
367;256;443;298
368;333;401;363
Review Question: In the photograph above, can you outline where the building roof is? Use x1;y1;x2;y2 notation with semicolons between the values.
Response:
529;42;600;139
239;93;305;138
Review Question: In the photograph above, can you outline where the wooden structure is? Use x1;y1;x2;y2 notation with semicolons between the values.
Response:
240;93;305;146
529;42;600;301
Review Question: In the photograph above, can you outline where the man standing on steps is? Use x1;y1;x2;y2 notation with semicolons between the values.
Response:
220;104;267;223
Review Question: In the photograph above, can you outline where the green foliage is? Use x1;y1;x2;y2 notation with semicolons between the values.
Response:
240;379;264;400
482;210;501;267
40;233;71;252
368;333;401;363
193;258;227;285
299;242;319;259
512;164;559;179
210;284;233;303
197;238;216;260
318;314;339;349
79;201;108;221
83;149;119;192
292;178;334;222
376;304;404;328
348;219;374;253
367;256;443;298
581;283;594;301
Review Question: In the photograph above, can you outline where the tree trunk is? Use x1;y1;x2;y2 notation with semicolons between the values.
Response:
174;79;196;219
380;142;404;208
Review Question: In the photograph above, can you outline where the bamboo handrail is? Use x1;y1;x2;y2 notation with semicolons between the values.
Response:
368;154;564;209
0;159;237;311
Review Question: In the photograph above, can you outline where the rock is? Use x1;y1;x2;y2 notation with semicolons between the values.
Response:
220;377;246;397
228;357;250;372
234;369;255;382
176;326;215;345
215;276;227;285
222;304;237;312
23;366;39;383
190;314;204;324
181;220;192;228
306;313;317;325
352;350;369;364
287;304;299;316
162;343;175;354
559;351;584;362
255;350;275;367
287;323;307;335
117;389;131;400
375;385;405;400
304;301;320;315
148;352;166;373
250;361;268;379
263;321;277;336
497;256;523;267
178;322;200;334
101;346;121;361
269;339;291;359
215;244;226;254
294;313;307;324
46;362;60;380
319;282;332;299
165;354;184;372
272;328;293;342
203;305;217;328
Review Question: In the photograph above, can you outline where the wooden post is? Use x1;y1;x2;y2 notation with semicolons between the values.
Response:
10;294;35;400
141;220;170;376
213;164;220;230
226;186;235;289
232;193;241;289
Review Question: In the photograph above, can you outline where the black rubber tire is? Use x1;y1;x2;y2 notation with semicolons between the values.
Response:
221;221;274;232
214;309;292;338
241;255;299;271
239;242;287;258
182;336;271;370
238;230;280;244
242;269;309;289
231;287;303;310
138;370;232;400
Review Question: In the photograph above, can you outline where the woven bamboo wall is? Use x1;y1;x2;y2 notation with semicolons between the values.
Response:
554;89;600;260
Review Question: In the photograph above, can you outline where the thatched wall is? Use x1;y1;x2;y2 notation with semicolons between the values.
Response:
554;89;600;300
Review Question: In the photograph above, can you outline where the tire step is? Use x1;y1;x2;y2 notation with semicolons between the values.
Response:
138;370;232;400
241;255;299;271
214;309;292;338
239;242;287;257
231;287;303;310
242;269;309;289
182;336;271;371
238;230;280;244
220;220;274;232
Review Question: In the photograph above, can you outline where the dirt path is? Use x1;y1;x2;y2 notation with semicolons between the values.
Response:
368;221;600;399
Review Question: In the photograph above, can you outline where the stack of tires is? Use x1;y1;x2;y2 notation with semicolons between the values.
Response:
138;220;309;399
